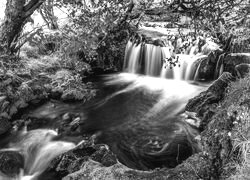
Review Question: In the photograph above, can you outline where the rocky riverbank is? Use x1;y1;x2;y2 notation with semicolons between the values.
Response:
1;51;250;179
0;55;97;135
42;60;250;180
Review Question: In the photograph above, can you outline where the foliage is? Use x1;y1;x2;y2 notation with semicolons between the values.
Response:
50;0;135;70
134;0;250;52
29;29;60;55
51;69;96;101
0;0;46;54
222;75;250;179
0;53;96;120
39;0;58;29
163;56;181;69
195;74;250;179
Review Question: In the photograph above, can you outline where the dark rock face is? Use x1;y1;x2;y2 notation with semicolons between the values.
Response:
39;140;117;180
222;53;250;76
0;118;11;135
186;72;235;129
61;153;211;180
0;151;24;177
193;55;211;81
152;39;166;47
40;139;211;180
193;49;223;81
197;75;250;179
235;63;250;78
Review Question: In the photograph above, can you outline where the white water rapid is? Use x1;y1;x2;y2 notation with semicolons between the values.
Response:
105;73;206;117
0;36;213;179
123;39;208;81
0;129;76;180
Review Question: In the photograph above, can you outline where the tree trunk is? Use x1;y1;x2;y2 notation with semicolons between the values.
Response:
39;0;58;30
0;0;45;55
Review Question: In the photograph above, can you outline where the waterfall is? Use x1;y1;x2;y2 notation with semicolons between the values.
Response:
161;55;207;80
214;53;225;79
80;73;207;170
0;129;76;180
124;39;205;81
127;43;142;74
123;40;133;70
144;44;162;76
189;45;198;56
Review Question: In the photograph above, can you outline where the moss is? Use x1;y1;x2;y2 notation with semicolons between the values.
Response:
224;75;250;179
195;74;250;179
0;55;95;130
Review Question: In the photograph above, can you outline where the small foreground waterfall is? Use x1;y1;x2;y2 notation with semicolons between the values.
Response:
0;129;76;180
123;39;206;80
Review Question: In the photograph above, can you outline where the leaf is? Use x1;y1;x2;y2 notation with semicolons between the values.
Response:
9;105;18;116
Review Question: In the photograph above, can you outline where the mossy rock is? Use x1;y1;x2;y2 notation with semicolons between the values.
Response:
222;53;250;76
0;151;24;177
0;118;11;135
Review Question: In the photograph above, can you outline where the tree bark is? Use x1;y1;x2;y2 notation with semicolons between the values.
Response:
39;0;58;30
0;0;45;55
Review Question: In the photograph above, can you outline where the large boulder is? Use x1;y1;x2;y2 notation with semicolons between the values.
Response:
0;118;11;135
0;151;24;177
62;152;211;180
193;55;212;81
235;63;250;79
222;53;250;76
39;140;117;180
186;72;235;129
40;139;212;180
201;41;221;56
194;49;223;81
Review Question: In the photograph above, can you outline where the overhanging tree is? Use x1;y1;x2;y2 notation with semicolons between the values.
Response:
0;0;46;55
136;0;250;52
54;0;137;69
39;0;58;30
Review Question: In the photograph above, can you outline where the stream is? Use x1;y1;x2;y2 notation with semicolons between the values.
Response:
0;37;211;179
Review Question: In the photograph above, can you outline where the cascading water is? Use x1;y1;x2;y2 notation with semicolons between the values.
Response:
0;129;76;180
124;41;142;74
101;37;211;170
123;38;206;81
161;54;208;80
144;44;162;76
0;34;213;179
79;73;207;170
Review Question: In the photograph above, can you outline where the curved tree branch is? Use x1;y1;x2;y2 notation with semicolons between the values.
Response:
24;0;46;18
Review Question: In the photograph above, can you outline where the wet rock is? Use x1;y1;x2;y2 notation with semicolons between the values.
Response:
193;55;213;81
181;111;201;128
163;153;212;180
39;140;117;180
0;96;7;104
1;101;10;113
222;53;250;76
0;118;11;135
186;72;235;128
0;151;24;177
62;113;71;121
9;105;18;117
152;39;165;47
62;161;160;180
58;113;85;135
69;117;81;131
62;153;211;180
235;63;250;78
195;49;225;81
90;67;118;76
208;49;224;64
